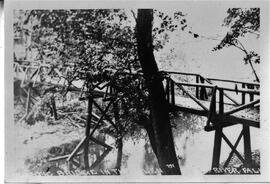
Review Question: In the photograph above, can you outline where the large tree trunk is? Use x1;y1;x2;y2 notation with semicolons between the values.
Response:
136;9;181;175
144;121;157;156
113;100;123;173
115;137;123;173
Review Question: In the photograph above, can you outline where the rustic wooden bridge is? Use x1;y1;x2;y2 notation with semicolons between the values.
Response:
162;71;259;170
13;60;260;173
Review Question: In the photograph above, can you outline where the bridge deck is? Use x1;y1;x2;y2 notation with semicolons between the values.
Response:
174;96;259;120
14;63;260;128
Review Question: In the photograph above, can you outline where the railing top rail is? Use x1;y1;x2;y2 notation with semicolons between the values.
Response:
162;70;260;87
161;70;199;77
174;81;260;95
218;86;260;95
206;77;260;87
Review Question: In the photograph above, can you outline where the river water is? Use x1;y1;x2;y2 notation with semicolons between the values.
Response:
102;112;260;176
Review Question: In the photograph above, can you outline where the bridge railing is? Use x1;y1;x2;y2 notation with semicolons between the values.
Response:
161;71;260;131
161;70;260;106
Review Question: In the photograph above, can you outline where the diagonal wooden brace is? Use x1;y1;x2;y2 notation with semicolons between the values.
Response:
224;99;260;116
89;148;112;169
223;130;243;168
92;99;117;130
175;82;208;111
221;132;245;164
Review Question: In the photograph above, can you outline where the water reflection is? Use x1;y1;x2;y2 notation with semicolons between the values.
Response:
26;111;259;176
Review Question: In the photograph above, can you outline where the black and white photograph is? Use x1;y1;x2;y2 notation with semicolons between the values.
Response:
4;0;270;182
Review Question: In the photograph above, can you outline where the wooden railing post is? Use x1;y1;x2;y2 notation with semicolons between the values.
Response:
200;76;207;100
170;79;175;106
196;75;199;98
207;87;222;170
165;77;170;104
212;88;216;116
50;95;58;120
243;125;252;168
219;89;224;114
212;127;223;170
25;86;32;116
242;83;246;105
84;96;93;169
205;86;217;128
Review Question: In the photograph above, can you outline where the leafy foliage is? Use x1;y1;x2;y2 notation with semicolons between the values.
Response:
213;8;260;82
152;10;200;50
13;9;194;139
213;8;260;58
223;8;259;38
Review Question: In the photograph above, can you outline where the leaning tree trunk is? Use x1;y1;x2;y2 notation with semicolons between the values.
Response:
247;59;260;83
136;9;181;175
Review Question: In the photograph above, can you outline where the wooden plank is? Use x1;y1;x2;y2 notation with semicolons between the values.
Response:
49;140;111;163
220;86;259;95
207;77;260;87
224;99;260;116
70;160;81;168
32;67;41;87
66;117;83;128
49;155;69;162
67;136;87;161
91;112;107;123
49;151;84;162
161;70;198;76
222;93;240;106
222;115;259;128
20;67;30;87
175;81;214;89
204;121;238;132
175;81;259;95
175;83;209;111
29;67;39;80
208;78;260;87
163;71;259;87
